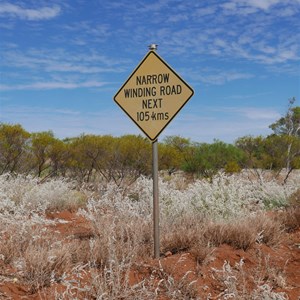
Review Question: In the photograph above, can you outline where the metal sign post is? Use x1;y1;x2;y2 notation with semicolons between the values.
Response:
113;44;194;258
152;139;159;258
149;44;160;259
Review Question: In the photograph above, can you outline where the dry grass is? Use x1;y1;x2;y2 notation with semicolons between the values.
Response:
45;190;88;213
23;237;71;294
0;225;28;265
68;239;92;265
251;214;284;246
253;248;287;290
86;263;155;300
0;209;291;297
161;215;203;254
88;214;152;267
276;206;300;232
0;224;73;294
161;212;285;264
190;242;214;265
288;188;300;206
155;269;198;299
210;247;289;300
202;220;258;250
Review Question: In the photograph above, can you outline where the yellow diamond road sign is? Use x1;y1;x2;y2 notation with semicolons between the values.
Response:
114;50;194;141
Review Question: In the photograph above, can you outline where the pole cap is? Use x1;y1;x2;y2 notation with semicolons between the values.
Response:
148;44;158;51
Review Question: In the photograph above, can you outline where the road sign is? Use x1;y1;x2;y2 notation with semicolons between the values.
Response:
114;50;194;141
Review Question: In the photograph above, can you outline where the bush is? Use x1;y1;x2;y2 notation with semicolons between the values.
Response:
288;188;300;206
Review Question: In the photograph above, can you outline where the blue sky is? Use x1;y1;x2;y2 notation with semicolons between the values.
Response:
0;0;299;143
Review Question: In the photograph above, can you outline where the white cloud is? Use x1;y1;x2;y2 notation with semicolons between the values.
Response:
227;107;281;120
0;81;108;91
46;64;123;74
238;46;299;64
242;0;282;10
167;14;188;22
194;6;216;17
277;7;297;16
185;68;254;85
221;2;237;10
224;0;281;11
221;0;300;16
2;49;126;73
0;3;61;20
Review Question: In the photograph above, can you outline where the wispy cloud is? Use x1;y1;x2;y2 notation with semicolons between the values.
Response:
2;106;80;116
142;1;300;67
46;64;123;74
0;45;128;91
237;0;286;10
222;0;299;13
63;21;111;39
225;107;281;120
182;68;254;85
0;81;108;91
203;72;254;85
1;48;126;73
194;6;216;17
222;92;273;101
0;3;61;20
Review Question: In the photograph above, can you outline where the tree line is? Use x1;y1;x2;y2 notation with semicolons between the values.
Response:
1;99;299;184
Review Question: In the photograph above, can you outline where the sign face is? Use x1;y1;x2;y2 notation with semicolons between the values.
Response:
114;50;194;141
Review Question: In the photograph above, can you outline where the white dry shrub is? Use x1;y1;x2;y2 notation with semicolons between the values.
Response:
56;262;156;300
77;171;299;266
81;172;298;224
77;171;298;264
0;173;85;287
251;284;288;300
211;260;289;300
0;173;85;216
1;171;297;224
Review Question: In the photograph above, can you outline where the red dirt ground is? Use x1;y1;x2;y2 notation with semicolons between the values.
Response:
0;211;299;300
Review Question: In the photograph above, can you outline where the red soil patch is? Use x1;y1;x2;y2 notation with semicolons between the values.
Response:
0;211;299;299
46;210;93;238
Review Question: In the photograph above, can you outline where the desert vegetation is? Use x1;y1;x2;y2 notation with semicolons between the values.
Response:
0;171;299;299
0;99;299;299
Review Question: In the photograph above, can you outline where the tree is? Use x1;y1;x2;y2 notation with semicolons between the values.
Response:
0;123;30;174
268;98;300;180
163;135;191;153
263;134;300;171
158;143;181;175
47;139;70;178
64;134;151;185
235;135;265;169
30;131;57;177
106;135;151;186
269;97;300;137
66;134;115;183
183;140;244;179
159;136;190;175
